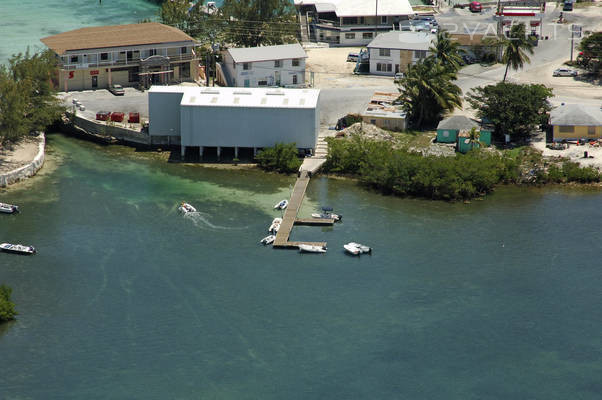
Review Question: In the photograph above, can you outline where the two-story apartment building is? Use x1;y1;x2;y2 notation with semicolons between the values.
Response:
41;22;199;92
295;0;414;46
367;31;435;75
219;44;307;88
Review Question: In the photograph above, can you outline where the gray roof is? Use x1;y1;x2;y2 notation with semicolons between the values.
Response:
437;116;479;130
367;31;435;50
227;43;307;63
550;103;602;126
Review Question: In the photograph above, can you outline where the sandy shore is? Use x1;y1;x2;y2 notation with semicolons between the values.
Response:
0;137;42;174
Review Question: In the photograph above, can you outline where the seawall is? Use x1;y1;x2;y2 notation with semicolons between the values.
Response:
58;113;151;147
0;134;45;187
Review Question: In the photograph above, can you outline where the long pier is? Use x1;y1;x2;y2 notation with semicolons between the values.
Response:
273;170;334;249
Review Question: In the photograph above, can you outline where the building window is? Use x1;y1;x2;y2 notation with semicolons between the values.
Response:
243;63;251;70
70;55;79;64
293;74;298;84
559;126;574;133
588;126;596;136
343;17;358;25
370;119;376;124
180;62;190;78
359;17;365;24
363;32;373;39
128;67;139;83
100;53;108;61
379;49;391;57
345;33;356;40
414;50;427;59
381;16;387;24
274;60;281;68
258;80;267;86
376;63;392;72
149;49;157;56
181;46;188;54
292;58;300;67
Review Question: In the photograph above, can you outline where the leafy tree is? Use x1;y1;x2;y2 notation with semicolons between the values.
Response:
578;31;602;73
159;0;225;45
397;58;462;129
220;0;298;47
256;143;302;173
467;82;553;142
501;23;534;81
466;127;484;148
0;67;30;143
428;30;464;73
0;285;17;323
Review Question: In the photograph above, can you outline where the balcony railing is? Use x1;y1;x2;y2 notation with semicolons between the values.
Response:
60;52;197;70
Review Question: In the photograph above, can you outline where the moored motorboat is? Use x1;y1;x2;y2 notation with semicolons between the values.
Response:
272;217;282;225
274;199;288;210
311;206;341;221
0;243;36;255
0;202;19;214
343;243;361;255
260;235;276;245
298;244;327;253
178;202;197;213
271;223;281;233
348;242;371;254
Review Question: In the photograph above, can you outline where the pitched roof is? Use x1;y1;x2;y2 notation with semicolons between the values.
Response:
367;31;435;50
294;0;413;17
226;43;307;63
437;115;479;130
41;22;195;55
550;104;602;126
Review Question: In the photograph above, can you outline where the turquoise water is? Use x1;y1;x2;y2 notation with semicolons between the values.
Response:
1;134;601;399
0;0;159;63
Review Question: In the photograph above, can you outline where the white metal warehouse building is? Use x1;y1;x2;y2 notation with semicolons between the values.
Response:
148;86;321;159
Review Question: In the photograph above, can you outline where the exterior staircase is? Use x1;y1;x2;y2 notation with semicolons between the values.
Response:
299;13;310;43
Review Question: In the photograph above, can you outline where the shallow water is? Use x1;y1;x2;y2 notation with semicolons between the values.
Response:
0;134;601;399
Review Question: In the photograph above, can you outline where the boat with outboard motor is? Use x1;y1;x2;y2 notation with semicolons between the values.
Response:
178;202;197;214
268;217;282;233
260;235;276;245
274;199;288;210
311;206;341;221
1;243;36;255
0;202;19;214
298;244;327;253
344;242;372;255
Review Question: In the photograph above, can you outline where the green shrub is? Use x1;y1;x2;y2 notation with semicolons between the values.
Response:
0;285;17;323
255;143;302;174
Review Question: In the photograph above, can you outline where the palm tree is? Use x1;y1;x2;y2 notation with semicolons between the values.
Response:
466;127;485;150
397;58;463;128
501;23;534;82
428;30;464;73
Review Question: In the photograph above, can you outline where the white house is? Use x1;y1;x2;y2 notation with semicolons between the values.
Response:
148;86;320;159
367;31;435;75
219;43;307;88
295;0;414;46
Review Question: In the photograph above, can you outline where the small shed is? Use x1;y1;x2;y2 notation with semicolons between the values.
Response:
436;116;479;143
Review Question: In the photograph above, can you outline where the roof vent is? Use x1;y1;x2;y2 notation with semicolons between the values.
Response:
189;96;197;103
233;97;240;104
266;90;285;96
283;98;289;105
211;97;218;103
233;91;252;95
299;98;306;105
260;98;267;105
201;89;220;95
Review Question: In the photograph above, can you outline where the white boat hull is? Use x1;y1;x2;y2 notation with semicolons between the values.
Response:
0;203;19;214
260;235;276;245
1;243;36;255
311;212;341;221
299;244;327;253
274;200;288;210
179;202;197;213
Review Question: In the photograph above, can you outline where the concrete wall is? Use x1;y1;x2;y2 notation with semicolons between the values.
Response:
149;91;184;136
0;134;45;187
362;115;406;131
70;115;150;145
180;105;319;149
553;125;602;140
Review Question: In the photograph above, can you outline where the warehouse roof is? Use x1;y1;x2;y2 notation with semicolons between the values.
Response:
294;0;413;17
437;116;479;130
41;22;195;55
226;43;307;63
367;31;435;50
550;104;602;126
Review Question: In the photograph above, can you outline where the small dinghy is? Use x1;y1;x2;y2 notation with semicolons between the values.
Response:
271;223;281;233
178;202;197;213
298;244;327;253
1;243;36;255
0;203;19;214
260;235;276;245
344;242;372;255
274;199;288;210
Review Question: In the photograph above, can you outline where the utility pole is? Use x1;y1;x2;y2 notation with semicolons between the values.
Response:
373;0;378;40
570;25;574;62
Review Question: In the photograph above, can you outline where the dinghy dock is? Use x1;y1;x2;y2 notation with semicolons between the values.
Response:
273;167;334;249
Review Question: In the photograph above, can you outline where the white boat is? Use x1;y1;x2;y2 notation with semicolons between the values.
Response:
272;217;282;225
178;202;197;213
0;243;36;255
343;243;361;255
274;199;288;210
311;212;342;221
347;242;372;254
260;235;276;245
271;223;281;233
0;202;19;214
298;244;327;253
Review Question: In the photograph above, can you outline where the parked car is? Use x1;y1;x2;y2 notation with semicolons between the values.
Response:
394;72;404;80
108;84;125;96
347;53;359;62
469;1;482;12
563;0;573;11
462;54;477;65
552;68;578;77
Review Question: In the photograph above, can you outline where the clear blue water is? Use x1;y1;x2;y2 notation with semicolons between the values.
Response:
1;134;601;399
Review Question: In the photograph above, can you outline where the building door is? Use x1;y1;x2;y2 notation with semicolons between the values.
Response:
91;75;98;89
275;71;281;86
395;64;400;73
244;79;250;87
292;74;298;85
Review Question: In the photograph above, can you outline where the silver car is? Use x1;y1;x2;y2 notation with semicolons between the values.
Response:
552;68;578;77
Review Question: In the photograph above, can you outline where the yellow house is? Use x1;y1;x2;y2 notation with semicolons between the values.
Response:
549;104;602;141
360;92;407;131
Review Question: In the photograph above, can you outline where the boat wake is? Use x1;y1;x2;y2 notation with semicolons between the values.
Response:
183;211;242;230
